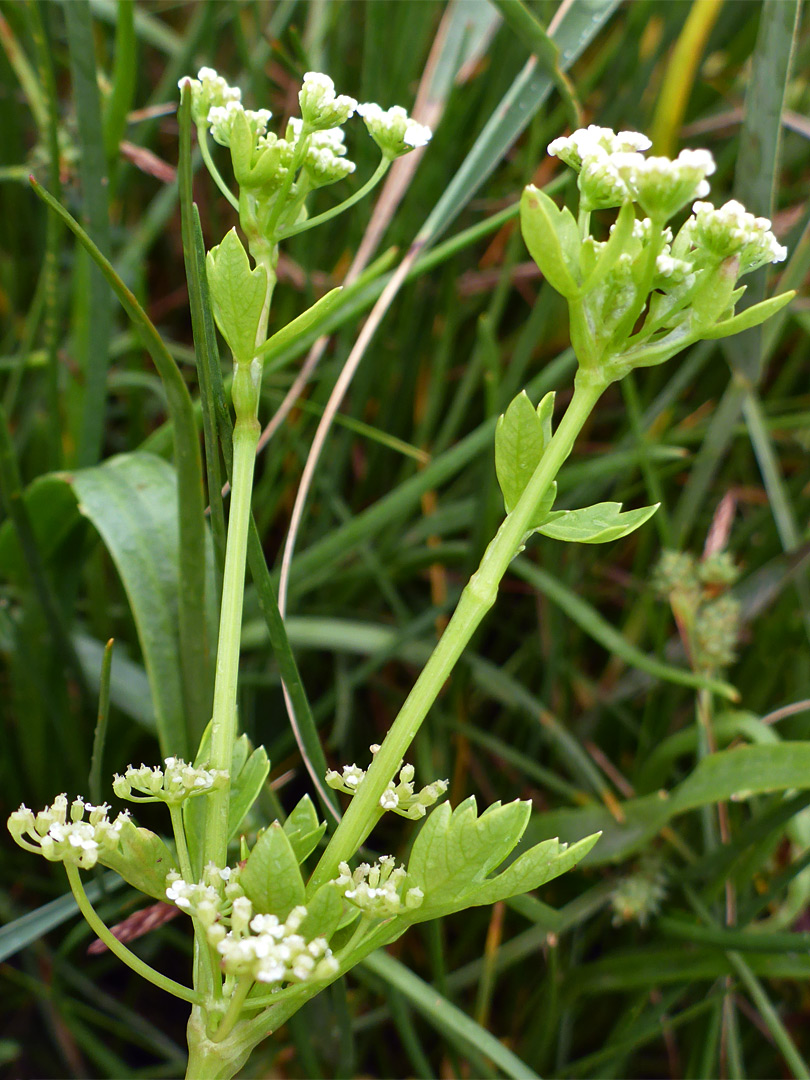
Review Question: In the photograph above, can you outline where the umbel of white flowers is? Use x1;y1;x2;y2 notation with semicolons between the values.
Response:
326;746;448;819
181;67;431;205
521;123;791;381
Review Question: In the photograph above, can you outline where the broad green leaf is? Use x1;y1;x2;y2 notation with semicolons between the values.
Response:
256;288;344;360
205;228;268;361
520;185;580;298
284;794;327;863
495;390;557;524
582;201;636;291
407;797;530;917
538;500;659;544
298;883;343;942
467;833;600;907
241;822;306;918
704;290;794;339
99;820;177;901
71;452;217;758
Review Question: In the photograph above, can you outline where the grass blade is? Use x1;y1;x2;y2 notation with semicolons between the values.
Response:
30;178;213;748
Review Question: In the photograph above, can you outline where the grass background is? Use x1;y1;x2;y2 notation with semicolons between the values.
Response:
1;0;809;1076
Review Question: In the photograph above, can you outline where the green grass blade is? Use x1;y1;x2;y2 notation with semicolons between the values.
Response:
177;89;227;571
64;0;113;468
88;637;114;806
512;558;739;701
418;0;620;244
362;950;542;1080
30;177;213;749
101;0;137;166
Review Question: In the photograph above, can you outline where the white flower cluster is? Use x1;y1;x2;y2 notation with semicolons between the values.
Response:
207;101;273;149
548;125;651;170
286;118;356;187
180;66;241;123
113;757;229;806
686;199;787;273
325;750;448;820
334;855;424;917
299;71;358;131
209;902;338;985
8;795;129;870
357;102;432;158
164;862;243;926
549;125;715;218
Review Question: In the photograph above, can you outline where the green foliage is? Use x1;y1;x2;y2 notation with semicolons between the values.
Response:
495;389;557;523
538;500;659;543
1;2;809;1078
241;823;306;918
99;820;178;901
206;228;269;361
283;794;327;863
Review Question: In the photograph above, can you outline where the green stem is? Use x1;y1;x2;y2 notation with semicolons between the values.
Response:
203;259;275;869
211;976;253;1043
197;123;239;211
308;369;606;891
264;127;312;241
64;864;201;1004
278;157;391;240
170;804;193;881
204;415;261;868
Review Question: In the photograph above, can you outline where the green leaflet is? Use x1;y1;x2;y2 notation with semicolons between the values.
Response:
537;500;659;543
495;390;557;524
703;290;795;339
407;796;530;918
99;820;178;901
206;228;269;361
298;883;344;942
460;832;600;907
256;287;344;360
520;185;581;297
241;823;306;919
283;795;327;863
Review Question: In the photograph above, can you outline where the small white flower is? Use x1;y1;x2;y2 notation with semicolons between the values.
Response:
213;903;336;986
357;102;432;158
548;125;651;171
686;199;787;273
179;66;242;122
612;148;716;220
114;758;228;805
334;855;423;917
9;796;127;869
380;790;399;810
299;71;357;130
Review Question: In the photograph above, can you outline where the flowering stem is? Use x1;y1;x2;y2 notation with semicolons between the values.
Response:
169;805;193;881
277;156;391;240
197;124;240;212
65;864;202;1004
308;369;607;891
210;976;253;1043
203;262;275;870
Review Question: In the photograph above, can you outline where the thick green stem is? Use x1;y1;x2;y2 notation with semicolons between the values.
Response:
204;415;261;868
308;370;606;891
65;864;201;1004
203;260;275;869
